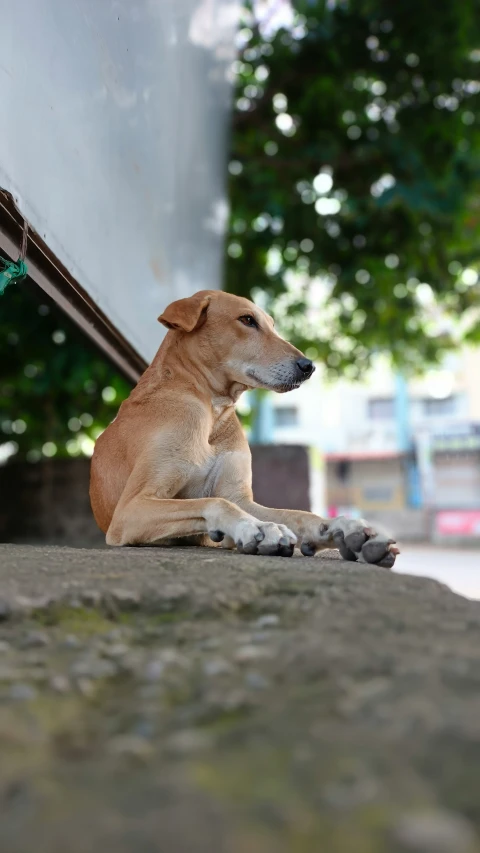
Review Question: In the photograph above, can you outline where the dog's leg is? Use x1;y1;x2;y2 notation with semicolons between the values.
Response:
211;451;399;568
106;494;296;556
242;501;399;568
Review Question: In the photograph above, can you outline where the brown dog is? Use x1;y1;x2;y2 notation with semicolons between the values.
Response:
90;290;399;566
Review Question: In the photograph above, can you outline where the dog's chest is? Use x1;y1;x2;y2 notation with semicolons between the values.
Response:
178;408;244;500
179;450;235;500
178;454;222;499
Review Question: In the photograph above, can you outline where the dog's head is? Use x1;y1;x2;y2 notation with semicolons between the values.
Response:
158;290;315;393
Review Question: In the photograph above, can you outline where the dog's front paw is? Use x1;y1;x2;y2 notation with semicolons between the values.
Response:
210;520;296;557
302;516;400;568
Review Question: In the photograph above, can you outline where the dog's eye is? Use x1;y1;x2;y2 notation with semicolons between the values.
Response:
239;315;258;328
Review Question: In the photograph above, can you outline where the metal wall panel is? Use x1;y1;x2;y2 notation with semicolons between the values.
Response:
0;0;238;362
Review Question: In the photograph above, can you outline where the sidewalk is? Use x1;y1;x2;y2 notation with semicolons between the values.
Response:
1;544;480;853
394;544;480;600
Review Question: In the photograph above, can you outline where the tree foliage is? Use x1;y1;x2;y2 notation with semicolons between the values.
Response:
2;0;480;461
226;0;480;376
0;284;131;461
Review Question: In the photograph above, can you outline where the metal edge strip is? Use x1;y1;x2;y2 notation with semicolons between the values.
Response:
0;191;146;383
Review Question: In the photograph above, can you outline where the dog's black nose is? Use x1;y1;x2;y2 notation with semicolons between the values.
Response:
296;357;315;379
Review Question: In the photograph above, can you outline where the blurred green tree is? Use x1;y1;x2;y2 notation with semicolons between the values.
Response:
2;0;480;460
0;284;130;461
226;0;480;376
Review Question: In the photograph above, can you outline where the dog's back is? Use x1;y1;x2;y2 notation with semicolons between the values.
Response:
90;356;168;531
90;418;130;533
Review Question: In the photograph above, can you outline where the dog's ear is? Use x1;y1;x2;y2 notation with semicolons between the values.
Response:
158;292;211;332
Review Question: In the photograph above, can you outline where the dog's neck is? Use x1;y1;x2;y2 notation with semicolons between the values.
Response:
143;333;249;410
212;383;248;413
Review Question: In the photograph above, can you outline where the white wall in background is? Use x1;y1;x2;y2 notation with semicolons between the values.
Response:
0;0;238;361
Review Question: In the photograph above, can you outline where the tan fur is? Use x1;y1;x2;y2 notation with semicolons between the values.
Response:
90;290;399;563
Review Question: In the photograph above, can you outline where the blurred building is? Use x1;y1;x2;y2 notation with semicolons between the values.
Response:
268;348;480;542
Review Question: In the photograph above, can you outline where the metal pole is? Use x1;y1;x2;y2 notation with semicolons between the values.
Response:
249;390;275;445
394;373;422;508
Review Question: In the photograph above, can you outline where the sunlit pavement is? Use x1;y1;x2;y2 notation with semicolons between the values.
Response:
394;544;480;600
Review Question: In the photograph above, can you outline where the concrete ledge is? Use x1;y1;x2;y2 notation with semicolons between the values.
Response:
0;544;479;852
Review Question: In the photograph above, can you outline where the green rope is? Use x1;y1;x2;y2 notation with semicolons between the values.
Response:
0;256;28;295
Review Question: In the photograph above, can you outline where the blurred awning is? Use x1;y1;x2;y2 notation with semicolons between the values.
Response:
325;451;406;462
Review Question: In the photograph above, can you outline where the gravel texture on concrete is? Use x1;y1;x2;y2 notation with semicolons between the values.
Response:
0;543;480;853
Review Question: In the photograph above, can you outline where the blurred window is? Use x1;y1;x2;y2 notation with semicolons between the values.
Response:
423;396;457;417
362;486;394;502
368;398;395;420
274;406;298;427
